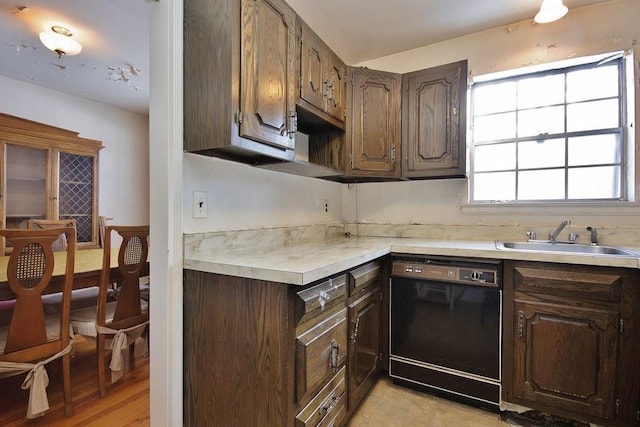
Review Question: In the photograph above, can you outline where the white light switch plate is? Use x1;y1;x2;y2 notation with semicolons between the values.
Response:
193;191;207;218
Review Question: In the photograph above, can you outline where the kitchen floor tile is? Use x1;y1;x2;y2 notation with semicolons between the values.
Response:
346;376;507;427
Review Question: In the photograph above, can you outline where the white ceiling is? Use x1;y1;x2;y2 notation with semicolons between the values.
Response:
0;0;149;115
0;0;613;116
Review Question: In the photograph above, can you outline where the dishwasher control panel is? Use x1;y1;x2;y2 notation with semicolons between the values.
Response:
391;256;500;288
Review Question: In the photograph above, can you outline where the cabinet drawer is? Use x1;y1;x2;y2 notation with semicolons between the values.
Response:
295;274;347;324
296;308;348;404
296;366;346;427
513;265;621;302
348;260;381;296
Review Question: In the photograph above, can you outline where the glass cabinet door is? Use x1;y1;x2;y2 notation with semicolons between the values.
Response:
4;143;49;229
58;151;95;244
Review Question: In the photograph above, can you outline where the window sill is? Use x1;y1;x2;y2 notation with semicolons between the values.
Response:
461;201;640;216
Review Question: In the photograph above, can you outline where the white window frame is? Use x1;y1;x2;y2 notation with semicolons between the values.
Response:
467;51;635;208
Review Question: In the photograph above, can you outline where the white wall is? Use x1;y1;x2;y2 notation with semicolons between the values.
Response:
349;0;640;231
0;75;150;226
183;153;343;233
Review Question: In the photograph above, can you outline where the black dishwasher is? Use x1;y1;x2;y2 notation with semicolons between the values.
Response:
389;255;502;410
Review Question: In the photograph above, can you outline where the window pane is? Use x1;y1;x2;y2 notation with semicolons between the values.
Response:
474;112;516;141
518;169;565;200
518;74;564;109
474;172;515;201
518;106;564;137
567;99;619;132
568;166;620;199
567;65;618;102
473;81;516;115
518;138;565;169
474;143;515;171
471;55;625;204
568;134;620;166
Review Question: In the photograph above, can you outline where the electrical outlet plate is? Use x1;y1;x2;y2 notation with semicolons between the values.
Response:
322;199;329;215
193;191;207;219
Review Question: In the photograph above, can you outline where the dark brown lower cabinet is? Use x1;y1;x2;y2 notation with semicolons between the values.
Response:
183;258;385;426
345;259;383;413
347;287;381;411
503;261;640;426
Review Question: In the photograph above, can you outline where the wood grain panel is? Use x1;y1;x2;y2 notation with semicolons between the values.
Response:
513;264;621;302
325;51;346;122
348;287;381;411
295;366;346;427
295;308;347;405
348;260;381;296
240;0;296;150
183;0;233;152
503;260;640;425
308;131;344;172
402;60;467;178
300;23;326;112
295;274;346;325
183;270;291;426
514;300;618;419
346;67;401;177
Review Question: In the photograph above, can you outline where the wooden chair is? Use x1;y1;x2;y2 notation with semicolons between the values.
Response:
29;220;99;315
98;216;113;248
27;219;77;252
0;227;76;419
70;225;149;397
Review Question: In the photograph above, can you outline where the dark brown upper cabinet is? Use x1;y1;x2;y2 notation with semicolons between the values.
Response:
184;0;297;163
297;20;347;129
402;60;468;179
344;61;467;180
345;67;402;178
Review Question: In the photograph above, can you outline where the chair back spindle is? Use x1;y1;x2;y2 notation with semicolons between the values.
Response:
98;226;149;330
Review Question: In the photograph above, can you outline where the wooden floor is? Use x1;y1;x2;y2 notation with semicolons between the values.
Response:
0;335;149;426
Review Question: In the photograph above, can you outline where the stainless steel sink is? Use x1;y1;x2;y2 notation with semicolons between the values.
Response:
495;241;640;256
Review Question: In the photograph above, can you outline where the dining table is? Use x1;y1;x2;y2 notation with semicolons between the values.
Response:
0;248;150;301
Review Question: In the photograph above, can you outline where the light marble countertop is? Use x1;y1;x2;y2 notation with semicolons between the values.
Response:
183;236;640;286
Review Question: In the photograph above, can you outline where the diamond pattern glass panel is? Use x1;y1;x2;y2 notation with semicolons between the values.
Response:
59;153;93;243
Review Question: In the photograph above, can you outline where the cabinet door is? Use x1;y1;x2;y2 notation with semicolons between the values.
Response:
402;60;467;178
347;67;401;177
299;24;326;114
2;142;51;230
240;0;296;151
55;150;98;245
513;300;618;420
348;287;381;411
325;51;346;122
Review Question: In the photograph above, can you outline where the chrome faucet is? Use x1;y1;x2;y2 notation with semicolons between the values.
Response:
549;220;571;242
586;226;598;245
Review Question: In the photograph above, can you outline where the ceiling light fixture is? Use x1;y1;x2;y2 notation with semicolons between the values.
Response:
534;0;569;24
39;25;82;58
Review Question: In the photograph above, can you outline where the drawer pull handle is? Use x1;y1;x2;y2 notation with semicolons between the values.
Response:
517;310;525;339
319;393;340;418
318;290;330;310
330;339;339;372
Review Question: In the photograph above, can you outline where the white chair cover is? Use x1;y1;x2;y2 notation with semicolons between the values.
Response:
96;322;149;383
0;341;73;419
